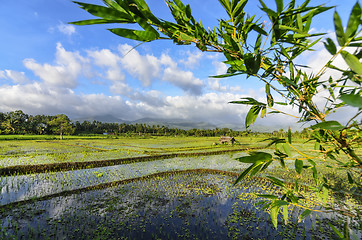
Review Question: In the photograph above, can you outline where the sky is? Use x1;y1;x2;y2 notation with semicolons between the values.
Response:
0;0;358;130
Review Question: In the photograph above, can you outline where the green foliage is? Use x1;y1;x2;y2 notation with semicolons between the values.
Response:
71;0;362;233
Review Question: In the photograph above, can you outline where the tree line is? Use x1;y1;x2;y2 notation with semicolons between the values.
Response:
0;110;309;138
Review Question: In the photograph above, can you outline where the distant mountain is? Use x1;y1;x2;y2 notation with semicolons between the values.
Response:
74;114;128;124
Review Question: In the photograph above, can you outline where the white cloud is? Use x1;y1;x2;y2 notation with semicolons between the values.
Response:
0;70;29;83
179;51;203;69
109;81;131;95
208;78;227;92
0;70;6;79
213;60;228;76
162;67;204;95
57;22;76;36
87;48;126;92
118;44;161;87
3;40;356;131
23;43;86;88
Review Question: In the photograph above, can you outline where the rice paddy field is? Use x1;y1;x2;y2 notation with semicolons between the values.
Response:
0;135;361;239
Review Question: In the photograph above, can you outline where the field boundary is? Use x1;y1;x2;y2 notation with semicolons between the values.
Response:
0;147;265;176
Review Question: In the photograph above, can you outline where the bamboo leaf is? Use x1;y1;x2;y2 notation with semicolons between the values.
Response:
282;205;288;224
232;0;247;17
245;106;261;129
346;1;361;38
283;143;292;157
70;19;129;25
311;121;344;130
270;205;279;229
340;93;362;108
260;106;267;118
323;38;337;55
298;209;312;222
236;151;273;163
229;97;266;106
109;28;159;41
266;84;274;107
275;0;283;13
267;176;285;187
328;223;344;238
333;10;346;46
340;51;362;75
73;1;132;21
234;163;256;185
295;159;303;174
287;128;292;144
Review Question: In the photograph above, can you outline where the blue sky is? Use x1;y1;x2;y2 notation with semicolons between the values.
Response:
0;0;357;129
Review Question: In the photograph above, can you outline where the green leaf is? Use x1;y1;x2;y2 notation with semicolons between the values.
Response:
282;143;291;157
295;159;303;174
260;106;267;118
245;106;261;129
328;223;344;238
275;0;283;13
236;151;273;163
234;163;256;185
211;73;243;78
267;176;285;187
287;128;292;144
270;205;279;229
266;84;274;107
230;97;266;106
278;158;288;170
251;24;268;35
73;1;132;21
340;51;362;75
340;93;362;108
298;209;312;222
244;53;261;75
311;121;344;130
232;0;248;17
346;2;361;38
109;28;159;42
70;19;130;25
269;200;289;228
281;205;288;224
224;59;247;71
175;31;195;42
278;25;304;34
323;38;337;55
275;102;287;105
333;10;346;46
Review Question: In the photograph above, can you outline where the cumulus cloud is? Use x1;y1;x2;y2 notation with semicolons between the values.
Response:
179;50;203;69
0;70;29;83
118;44;161;87
23;43;86;88
57;22;76;36
87;48;127;94
162;67;204;95
3;40;349;130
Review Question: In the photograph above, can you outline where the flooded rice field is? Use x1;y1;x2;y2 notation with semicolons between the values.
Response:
0;137;361;239
0;170;343;240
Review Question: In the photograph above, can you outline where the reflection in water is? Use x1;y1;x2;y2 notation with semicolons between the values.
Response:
1;153;251;205
0;171;345;239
